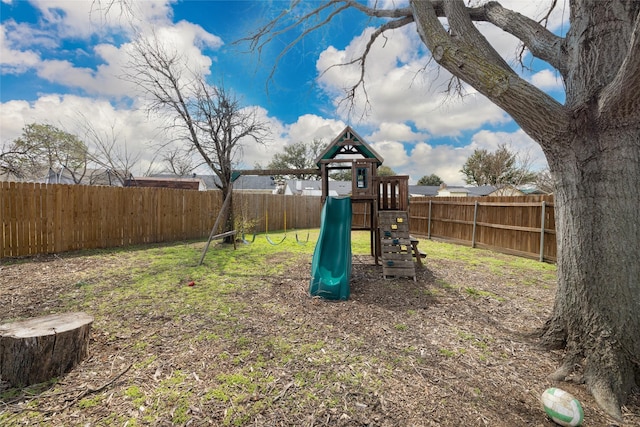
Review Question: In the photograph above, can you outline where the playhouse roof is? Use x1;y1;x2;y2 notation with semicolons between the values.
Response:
315;126;384;167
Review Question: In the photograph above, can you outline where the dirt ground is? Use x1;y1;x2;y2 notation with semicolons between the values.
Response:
0;244;638;426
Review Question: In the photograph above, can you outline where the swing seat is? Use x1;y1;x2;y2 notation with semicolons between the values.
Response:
266;233;287;245
295;230;310;245
241;232;257;244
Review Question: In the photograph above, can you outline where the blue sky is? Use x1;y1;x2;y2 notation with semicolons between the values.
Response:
1;0;565;184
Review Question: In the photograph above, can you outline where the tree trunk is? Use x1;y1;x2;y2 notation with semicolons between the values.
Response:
540;127;640;420
0;312;93;386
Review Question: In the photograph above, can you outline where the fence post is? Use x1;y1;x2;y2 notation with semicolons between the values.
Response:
539;201;546;262
472;201;479;248
427;200;432;239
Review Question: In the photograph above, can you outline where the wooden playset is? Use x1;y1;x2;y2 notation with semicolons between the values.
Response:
315;126;424;279
218;126;424;279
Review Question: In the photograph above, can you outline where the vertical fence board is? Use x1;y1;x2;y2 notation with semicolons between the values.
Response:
19;182;31;255
0;182;5;257
29;184;39;254
3;182;16;256
32;184;44;255
0;182;4;257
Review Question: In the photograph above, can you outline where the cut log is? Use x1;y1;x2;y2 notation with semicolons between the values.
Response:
0;312;93;386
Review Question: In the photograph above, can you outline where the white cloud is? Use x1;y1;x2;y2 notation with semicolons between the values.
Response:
501;0;568;34
0;23;42;73
239;114;347;170
233;107;286;170
371;140;410;169
368;0;409;9
406;143;470;185
310;3;557;185
358;128;548;186
1;0;556;186
286;114;345;146
469;129;548;171
317;25;511;137
531;69;563;90
2;1;222;100
28;0;172;39
2;19;59;50
369;122;428;143
0;94;340;178
434;130;546;185
146;20;223;58
67;20;224;99
0;95;166;175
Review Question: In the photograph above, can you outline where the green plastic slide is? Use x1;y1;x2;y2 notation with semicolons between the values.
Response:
309;196;352;300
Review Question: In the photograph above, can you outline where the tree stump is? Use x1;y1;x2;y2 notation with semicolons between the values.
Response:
0;312;93;386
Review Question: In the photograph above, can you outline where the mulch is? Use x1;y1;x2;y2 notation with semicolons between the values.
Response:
1;248;638;426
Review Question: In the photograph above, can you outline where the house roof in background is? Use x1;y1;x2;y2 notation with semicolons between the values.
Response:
149;174;276;191
329;181;352;195
211;175;276;191
125;176;204;190
409;185;440;197
518;185;548;195
466;185;498;196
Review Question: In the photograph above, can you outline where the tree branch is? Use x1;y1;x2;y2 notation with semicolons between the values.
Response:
247;1;351;92
597;10;640;123
410;0;569;145
481;1;567;75
320;15;415;117
244;0;415;95
423;1;567;74
444;0;512;71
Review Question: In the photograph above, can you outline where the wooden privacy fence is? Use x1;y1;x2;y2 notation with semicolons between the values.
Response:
233;191;321;234
2;182;556;261
408;195;556;262
0;182;322;258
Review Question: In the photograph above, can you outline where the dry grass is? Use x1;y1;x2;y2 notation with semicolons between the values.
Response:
1;232;638;426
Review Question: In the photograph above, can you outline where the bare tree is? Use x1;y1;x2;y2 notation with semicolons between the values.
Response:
535;168;555;194
248;1;640;419
76;115;142;185
0;140;29;179
124;35;270;237
161;148;195;176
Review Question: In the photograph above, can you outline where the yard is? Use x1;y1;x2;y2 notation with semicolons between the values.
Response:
0;231;638;426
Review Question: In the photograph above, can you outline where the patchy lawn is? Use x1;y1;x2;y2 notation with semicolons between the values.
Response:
1;231;638;426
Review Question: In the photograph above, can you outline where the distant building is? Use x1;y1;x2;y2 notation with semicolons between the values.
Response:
201;175;277;193
436;185;471;197
487;184;551;196
124;176;205;190
487;185;525;196
409;185;440;197
282;179;352;197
